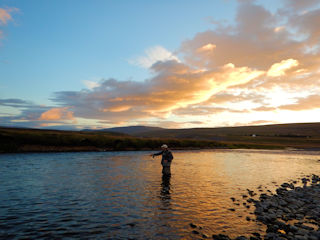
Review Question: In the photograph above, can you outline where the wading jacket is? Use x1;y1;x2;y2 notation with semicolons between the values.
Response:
153;149;174;166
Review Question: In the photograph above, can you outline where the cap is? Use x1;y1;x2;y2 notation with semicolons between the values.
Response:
161;144;168;148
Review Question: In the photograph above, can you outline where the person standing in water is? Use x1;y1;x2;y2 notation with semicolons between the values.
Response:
151;144;174;175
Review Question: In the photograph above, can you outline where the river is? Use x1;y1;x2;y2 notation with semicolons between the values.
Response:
1;149;319;239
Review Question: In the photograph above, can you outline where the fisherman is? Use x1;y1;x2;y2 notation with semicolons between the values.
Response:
151;144;174;175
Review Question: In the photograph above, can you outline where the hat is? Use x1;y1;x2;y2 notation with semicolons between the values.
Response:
161;144;168;148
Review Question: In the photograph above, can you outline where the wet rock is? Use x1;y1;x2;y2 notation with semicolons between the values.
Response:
251;232;261;238
246;198;254;203
234;236;247;240
266;224;279;233
249;237;260;240
201;233;208;238
211;175;320;240
294;235;307;240
212;234;231;240
281;182;290;188
192;230;199;234
247;189;256;197
189;223;197;228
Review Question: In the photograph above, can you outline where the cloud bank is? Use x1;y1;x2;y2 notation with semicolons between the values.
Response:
2;1;320;129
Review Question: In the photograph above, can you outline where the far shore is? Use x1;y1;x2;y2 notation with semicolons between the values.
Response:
2;126;320;154
4;145;320;154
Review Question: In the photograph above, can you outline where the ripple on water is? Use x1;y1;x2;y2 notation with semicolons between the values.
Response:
0;150;319;239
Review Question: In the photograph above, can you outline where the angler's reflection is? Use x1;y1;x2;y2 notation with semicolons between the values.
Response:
160;173;171;205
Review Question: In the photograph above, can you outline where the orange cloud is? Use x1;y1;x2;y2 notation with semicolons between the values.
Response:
47;1;320;127
0;8;17;25
267;59;299;77
279;94;320;111
197;43;216;53
39;107;75;121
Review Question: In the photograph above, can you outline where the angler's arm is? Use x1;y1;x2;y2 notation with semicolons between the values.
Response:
151;151;163;157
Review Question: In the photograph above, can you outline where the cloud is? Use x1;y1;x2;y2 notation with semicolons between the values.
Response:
4;1;320;129
0;98;33;108
247;120;277;125
283;0;320;10
0;7;18;42
0;98;77;129
253;106;277;112
230;119;279;127
39;107;75;121
278;94;320;110
51;60;263;124
83;80;100;89
197;43;216;53
129;45;180;68
42;1;320;127
267;59;299;77
0;8;15;25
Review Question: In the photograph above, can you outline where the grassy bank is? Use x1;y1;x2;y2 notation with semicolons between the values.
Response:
0;127;284;153
134;123;320;150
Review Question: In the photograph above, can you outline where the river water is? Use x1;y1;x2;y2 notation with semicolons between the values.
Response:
1;149;320;239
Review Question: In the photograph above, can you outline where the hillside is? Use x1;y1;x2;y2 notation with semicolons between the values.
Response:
100;126;163;135
132;123;320;149
0;127;235;153
1;122;319;153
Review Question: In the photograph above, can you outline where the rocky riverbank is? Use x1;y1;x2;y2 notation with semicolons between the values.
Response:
190;174;320;239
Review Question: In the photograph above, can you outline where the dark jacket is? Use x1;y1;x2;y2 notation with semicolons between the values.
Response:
153;149;173;166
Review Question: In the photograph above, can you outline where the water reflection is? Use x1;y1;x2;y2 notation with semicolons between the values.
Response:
1;150;320;239
160;174;171;207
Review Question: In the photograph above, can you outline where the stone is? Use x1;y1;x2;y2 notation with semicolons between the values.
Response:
212;234;231;240
235;236;248;240
189;223;197;228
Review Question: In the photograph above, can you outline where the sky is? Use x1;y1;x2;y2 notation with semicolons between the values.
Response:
1;0;320;130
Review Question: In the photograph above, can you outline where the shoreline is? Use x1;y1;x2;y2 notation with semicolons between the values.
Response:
2;145;320;154
204;175;320;240
0;145;291;154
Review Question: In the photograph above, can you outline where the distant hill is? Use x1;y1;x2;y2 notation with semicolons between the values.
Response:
133;123;320;139
1;123;320;152
0;126;233;153
99;126;163;135
131;123;320;149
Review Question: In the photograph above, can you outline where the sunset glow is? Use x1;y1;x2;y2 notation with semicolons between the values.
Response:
1;0;320;129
